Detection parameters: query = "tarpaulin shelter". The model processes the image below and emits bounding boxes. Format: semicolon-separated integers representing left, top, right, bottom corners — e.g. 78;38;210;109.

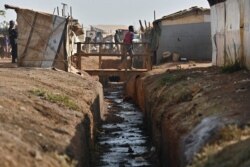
5;4;75;71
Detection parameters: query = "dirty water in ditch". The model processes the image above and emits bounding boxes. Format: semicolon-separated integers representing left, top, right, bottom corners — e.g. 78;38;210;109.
95;82;156;167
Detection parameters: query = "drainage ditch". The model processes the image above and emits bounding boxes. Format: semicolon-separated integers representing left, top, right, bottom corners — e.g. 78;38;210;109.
95;82;156;167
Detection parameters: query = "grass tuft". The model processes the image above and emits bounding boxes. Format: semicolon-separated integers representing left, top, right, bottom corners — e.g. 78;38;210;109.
30;89;79;111
221;62;242;73
160;73;186;86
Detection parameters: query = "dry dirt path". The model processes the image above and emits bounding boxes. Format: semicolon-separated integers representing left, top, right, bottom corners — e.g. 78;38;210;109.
0;67;103;167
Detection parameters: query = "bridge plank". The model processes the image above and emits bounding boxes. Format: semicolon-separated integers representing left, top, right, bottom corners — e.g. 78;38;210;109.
75;53;148;57
84;69;148;72
83;69;148;77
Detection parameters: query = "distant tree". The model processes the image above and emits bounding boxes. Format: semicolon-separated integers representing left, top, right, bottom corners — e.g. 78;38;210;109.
0;10;5;16
0;10;7;35
0;21;9;35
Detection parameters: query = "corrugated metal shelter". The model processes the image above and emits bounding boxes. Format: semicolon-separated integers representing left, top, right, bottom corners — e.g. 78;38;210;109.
155;6;212;63
209;0;250;69
5;4;71;71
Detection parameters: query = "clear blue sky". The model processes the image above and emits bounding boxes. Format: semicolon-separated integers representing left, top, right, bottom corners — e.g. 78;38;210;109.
0;0;209;28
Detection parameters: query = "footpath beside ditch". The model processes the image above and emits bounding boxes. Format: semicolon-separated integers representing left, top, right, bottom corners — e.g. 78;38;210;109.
126;65;250;167
0;68;104;167
1;64;250;167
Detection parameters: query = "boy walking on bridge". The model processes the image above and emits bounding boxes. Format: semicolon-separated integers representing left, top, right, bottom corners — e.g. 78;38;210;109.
119;25;134;69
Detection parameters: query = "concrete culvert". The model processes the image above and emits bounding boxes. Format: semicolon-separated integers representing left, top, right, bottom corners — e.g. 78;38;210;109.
109;75;120;82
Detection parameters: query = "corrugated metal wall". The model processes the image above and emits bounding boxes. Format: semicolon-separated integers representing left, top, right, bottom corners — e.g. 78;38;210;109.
243;0;250;68
211;0;250;69
210;2;225;65
157;22;212;63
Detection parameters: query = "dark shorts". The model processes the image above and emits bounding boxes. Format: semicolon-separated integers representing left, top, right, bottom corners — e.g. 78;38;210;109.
123;44;133;55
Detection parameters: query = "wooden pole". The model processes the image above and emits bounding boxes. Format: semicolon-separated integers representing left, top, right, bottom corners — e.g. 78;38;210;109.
76;42;82;70
70;6;72;18
76;42;81;53
139;20;144;32
99;43;102;69
144;20;148;30
77;54;82;70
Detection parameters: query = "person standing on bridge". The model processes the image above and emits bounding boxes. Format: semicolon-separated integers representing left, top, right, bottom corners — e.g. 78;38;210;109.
114;30;121;54
119;25;134;69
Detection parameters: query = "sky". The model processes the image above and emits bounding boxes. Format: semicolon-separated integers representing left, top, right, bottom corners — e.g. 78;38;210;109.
0;0;210;29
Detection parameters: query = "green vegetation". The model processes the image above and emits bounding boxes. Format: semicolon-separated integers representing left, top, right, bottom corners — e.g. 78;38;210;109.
221;62;242;73
30;89;79;110
160;73;186;86
0;10;5;16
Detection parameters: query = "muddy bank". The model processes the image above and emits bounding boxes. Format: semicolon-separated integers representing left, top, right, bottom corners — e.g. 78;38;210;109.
0;68;104;167
126;66;250;167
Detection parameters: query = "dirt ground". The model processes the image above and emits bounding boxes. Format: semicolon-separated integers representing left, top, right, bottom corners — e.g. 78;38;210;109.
126;61;250;167
1;55;250;167
0;59;103;167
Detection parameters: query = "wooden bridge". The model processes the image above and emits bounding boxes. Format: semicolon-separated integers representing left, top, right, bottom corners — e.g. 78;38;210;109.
73;42;151;81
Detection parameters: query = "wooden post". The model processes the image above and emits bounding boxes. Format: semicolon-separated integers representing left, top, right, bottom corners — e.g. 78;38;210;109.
145;43;152;70
147;53;152;70
77;54;82;70
99;43;102;69
143;52;146;69
154;10;156;21
143;43;148;69
75;43;82;70
76;42;81;53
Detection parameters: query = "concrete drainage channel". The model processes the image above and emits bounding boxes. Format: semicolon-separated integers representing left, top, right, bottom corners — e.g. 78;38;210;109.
95;82;156;167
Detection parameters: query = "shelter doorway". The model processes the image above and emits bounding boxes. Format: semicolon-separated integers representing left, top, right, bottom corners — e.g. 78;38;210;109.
0;30;16;68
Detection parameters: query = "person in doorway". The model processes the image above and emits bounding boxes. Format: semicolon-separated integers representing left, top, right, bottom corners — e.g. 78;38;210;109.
3;35;10;58
114;30;121;54
149;21;161;66
8;20;18;63
119;25;134;69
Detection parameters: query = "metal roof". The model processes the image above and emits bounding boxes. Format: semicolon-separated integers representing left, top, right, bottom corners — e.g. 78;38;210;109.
207;0;226;6
155;6;210;23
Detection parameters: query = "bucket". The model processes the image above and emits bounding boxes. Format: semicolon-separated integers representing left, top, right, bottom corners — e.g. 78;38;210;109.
172;53;180;62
